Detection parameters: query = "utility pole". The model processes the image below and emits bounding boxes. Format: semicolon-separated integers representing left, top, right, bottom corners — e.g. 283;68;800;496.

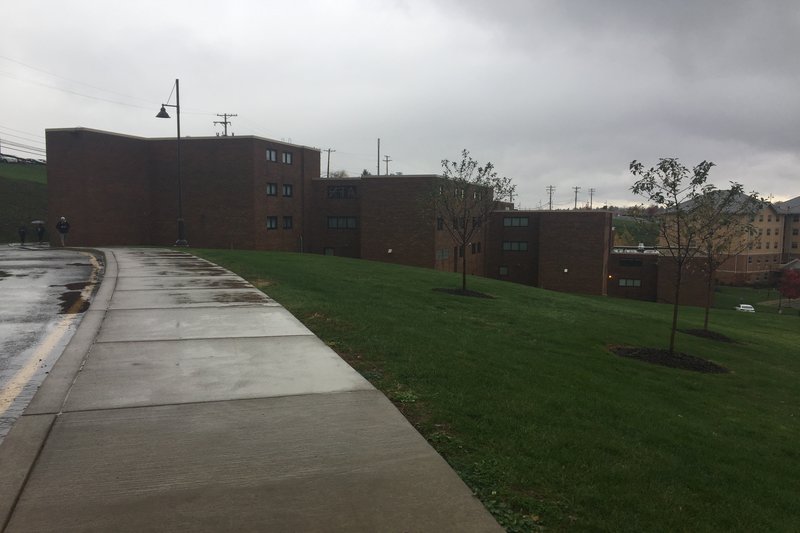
384;155;392;175
573;186;581;209
546;185;555;210
325;148;336;178
589;188;596;209
214;113;237;136
377;138;381;176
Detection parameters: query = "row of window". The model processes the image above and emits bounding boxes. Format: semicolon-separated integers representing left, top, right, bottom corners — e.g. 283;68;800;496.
503;216;529;227
328;185;357;199
266;216;293;230
502;241;528;252
328;216;358;229
267;183;293;197
266;149;293;164
618;279;642;287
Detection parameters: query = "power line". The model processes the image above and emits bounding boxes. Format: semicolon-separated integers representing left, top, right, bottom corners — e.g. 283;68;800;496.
213;113;238;136
325;148;336;178
573;186;581;209
546;185;555;210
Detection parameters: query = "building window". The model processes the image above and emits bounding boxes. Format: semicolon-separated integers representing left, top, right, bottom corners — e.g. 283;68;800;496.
266;216;278;230
283;184;293;197
748;256;752;263
759;215;764;222
618;279;642;287
793;229;799;236
327;216;358;229
435;248;449;260
324;247;335;256
471;242;482;254
502;241;528;251
503;216;529;227
768;215;772;222
266;149;277;162
775;228;779;236
766;242;770;249
282;152;293;164
792;242;798;249
283;216;293;229
794;215;799;222
436;217;444;230
499;266;509;276
266;183;277;196
327;185;357;199
472;216;482;228
766;228;771;236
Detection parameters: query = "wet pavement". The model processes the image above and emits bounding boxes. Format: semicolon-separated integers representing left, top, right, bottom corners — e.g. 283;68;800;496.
0;248;501;532
0;246;99;444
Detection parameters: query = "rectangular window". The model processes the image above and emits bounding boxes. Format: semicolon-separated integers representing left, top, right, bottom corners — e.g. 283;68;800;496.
794;229;799;236
618;279;642;287
435;249;449;260
792;242;798;249
766;228;771;235
283;184;293;197
768;215;772;222
327;216;358;229
283;216;293;229
471;242;482;254
766;242;770;249
775;229;779;235
472;216;482;228
266;183;277;196
436;217;444;230
748;256;752;263
503;217;529;227
794;215;799;222
459;246;464;258
502;241;528;251
759;215;764;222
266;216;278;230
266;149;277;162
282;152;293;164
499;266;509;276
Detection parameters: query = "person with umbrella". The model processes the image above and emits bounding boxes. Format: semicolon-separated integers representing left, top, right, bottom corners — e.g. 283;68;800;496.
31;220;45;245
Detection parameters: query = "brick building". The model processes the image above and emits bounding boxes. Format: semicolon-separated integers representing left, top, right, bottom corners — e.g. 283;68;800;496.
47;128;710;303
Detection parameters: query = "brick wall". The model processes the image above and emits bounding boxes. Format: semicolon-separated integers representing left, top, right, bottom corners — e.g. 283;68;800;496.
607;253;659;300
47;129;150;246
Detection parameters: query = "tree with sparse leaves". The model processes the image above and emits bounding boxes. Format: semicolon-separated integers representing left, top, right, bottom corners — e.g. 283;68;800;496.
778;270;800;311
432;150;515;292
690;185;762;330
630;158;715;354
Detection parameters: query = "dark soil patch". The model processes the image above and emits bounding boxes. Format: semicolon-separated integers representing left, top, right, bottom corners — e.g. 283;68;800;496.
433;287;494;299
681;329;735;343
609;345;729;374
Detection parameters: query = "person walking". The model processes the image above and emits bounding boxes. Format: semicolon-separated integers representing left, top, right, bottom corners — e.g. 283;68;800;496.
35;224;45;244
18;225;27;246
56;216;70;246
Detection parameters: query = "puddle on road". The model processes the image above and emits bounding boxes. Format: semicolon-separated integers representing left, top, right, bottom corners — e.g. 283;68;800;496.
0;270;8;278
58;290;91;314
65;281;89;291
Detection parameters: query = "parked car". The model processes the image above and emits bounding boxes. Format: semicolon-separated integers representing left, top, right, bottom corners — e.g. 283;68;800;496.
734;304;755;313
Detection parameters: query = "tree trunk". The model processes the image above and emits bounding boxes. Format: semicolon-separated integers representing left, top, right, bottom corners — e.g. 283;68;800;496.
461;245;467;291
703;271;713;331
669;266;682;355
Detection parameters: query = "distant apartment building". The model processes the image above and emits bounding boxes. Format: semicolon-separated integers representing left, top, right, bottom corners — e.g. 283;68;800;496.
775;195;800;263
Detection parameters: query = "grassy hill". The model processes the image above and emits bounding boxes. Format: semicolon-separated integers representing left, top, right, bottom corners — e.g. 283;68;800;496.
193;249;800;532
0;163;47;243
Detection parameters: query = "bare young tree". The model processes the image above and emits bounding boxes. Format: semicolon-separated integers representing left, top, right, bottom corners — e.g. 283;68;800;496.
691;185;762;331
433;149;515;292
630;158;714;354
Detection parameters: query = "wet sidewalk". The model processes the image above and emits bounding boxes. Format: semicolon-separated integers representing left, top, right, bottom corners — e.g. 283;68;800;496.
0;248;501;532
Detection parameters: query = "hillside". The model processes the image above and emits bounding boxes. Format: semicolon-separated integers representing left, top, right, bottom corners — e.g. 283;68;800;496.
193;249;800;532
0;163;47;243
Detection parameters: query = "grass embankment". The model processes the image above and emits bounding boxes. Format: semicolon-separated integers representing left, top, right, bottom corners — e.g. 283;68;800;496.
194;249;799;532
0;163;47;243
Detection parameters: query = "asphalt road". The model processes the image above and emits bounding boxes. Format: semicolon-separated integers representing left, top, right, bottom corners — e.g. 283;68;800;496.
0;245;100;444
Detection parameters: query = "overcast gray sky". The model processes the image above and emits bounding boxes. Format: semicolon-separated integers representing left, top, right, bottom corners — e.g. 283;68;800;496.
2;0;798;208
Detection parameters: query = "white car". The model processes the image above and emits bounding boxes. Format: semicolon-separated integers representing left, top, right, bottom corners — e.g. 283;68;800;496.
734;304;755;313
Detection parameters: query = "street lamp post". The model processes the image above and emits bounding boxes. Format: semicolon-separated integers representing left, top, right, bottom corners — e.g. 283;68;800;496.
156;78;188;246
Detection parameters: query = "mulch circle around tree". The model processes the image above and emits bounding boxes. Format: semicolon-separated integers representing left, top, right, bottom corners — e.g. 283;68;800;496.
609;345;729;374
432;288;494;299
680;329;735;343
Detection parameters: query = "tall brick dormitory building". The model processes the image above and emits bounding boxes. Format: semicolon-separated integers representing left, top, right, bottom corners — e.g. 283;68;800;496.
46;127;706;304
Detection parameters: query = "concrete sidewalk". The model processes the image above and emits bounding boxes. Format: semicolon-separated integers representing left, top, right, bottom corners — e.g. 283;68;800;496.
0;249;501;532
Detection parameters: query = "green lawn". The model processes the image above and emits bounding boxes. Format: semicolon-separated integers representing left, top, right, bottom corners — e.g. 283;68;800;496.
0;163;47;243
193;249;800;532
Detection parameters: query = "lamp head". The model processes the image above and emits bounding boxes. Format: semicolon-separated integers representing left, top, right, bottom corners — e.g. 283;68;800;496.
156;105;171;119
